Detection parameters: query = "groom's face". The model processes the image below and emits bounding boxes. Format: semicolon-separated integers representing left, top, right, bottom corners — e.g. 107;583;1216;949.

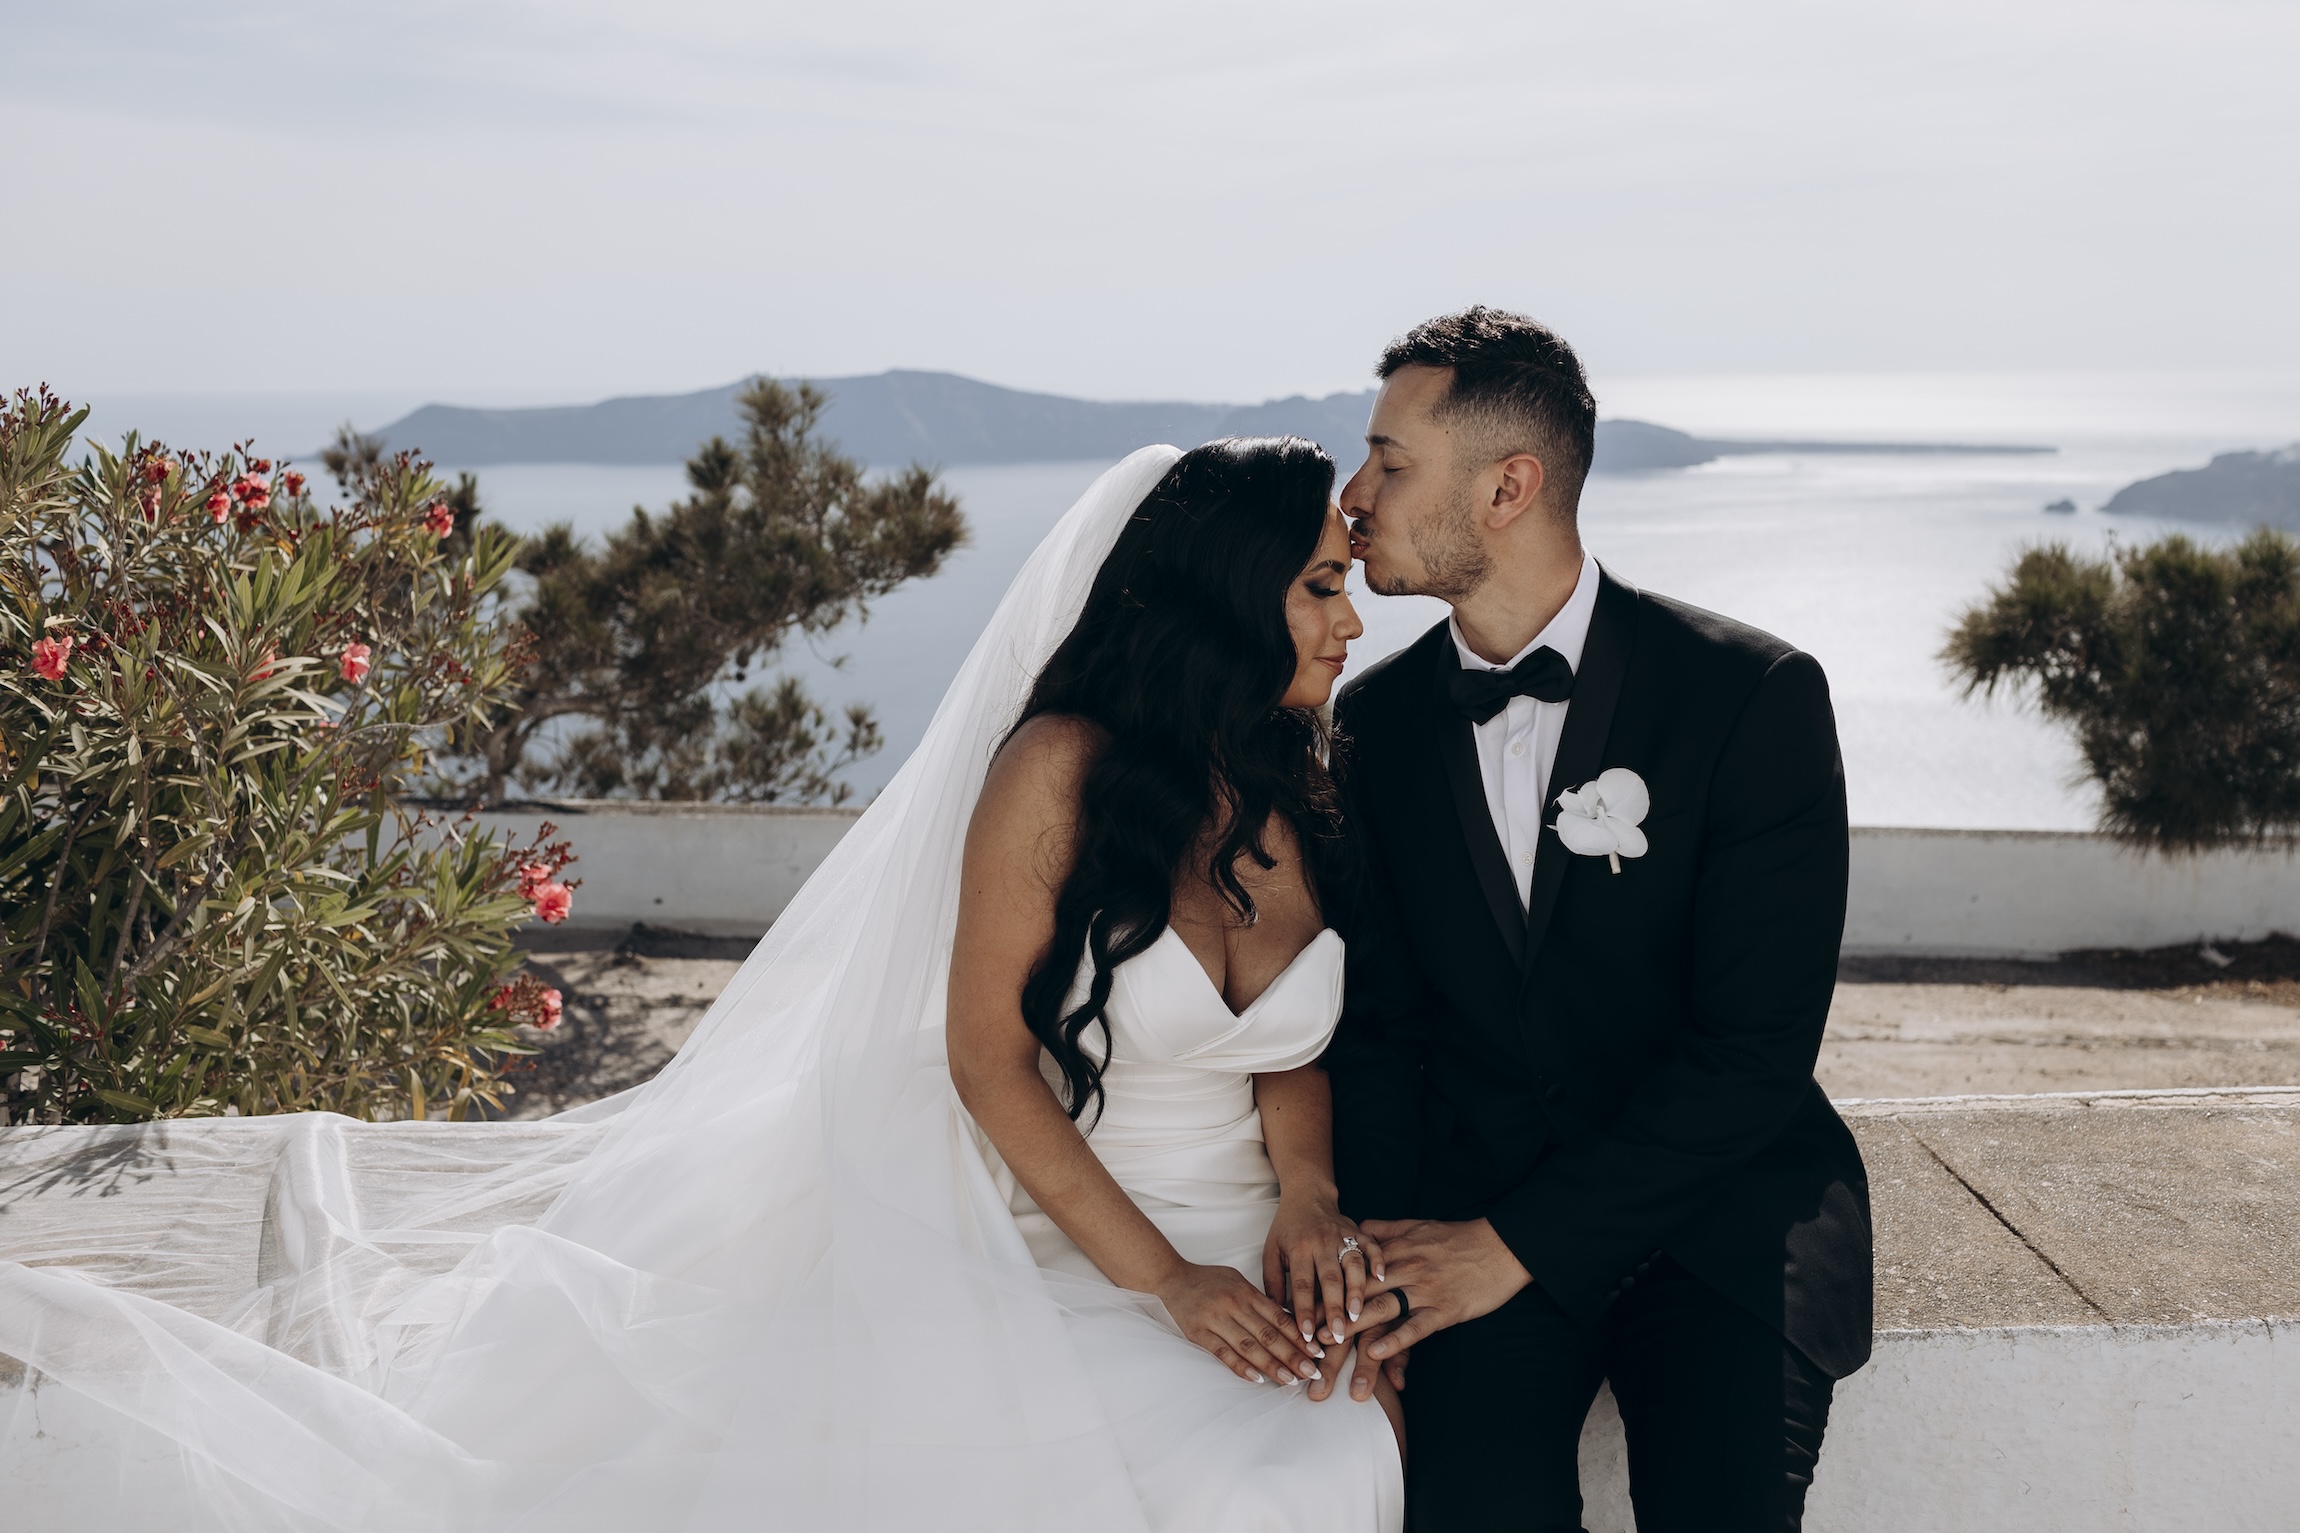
1339;365;1491;602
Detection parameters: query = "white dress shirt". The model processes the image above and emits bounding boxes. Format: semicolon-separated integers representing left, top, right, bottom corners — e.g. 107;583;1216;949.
1449;552;1602;906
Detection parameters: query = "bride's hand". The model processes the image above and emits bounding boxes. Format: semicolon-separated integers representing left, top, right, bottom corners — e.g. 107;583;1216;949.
1155;1261;1324;1386
1262;1194;1382;1355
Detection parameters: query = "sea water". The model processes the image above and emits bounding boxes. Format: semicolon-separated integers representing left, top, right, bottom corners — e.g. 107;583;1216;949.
743;448;2190;830
68;372;2300;829
754;372;2296;829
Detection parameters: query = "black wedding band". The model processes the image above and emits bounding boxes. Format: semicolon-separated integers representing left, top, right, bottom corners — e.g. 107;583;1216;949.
1392;1287;1411;1323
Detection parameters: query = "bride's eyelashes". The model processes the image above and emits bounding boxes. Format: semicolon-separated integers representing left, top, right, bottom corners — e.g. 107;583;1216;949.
1306;581;1344;599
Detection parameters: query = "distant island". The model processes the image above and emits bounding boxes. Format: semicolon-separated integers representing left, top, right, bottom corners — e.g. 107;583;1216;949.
367;370;2055;473
2104;445;2300;528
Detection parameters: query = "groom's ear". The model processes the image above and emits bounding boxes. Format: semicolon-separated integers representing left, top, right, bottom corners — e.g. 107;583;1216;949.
1483;451;1548;530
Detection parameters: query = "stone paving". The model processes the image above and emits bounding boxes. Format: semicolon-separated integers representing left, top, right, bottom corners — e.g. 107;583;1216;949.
498;928;2300;1116
495;926;751;1119
1821;972;2300;1098
1823;939;2300;1098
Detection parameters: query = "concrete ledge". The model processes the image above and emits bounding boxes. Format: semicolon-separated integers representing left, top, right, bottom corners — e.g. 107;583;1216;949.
6;1089;2296;1526
1581;1319;2299;1532
486;801;2300;957
1576;1088;2300;1530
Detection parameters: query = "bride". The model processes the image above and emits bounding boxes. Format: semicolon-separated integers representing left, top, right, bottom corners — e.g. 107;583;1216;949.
0;440;1402;1529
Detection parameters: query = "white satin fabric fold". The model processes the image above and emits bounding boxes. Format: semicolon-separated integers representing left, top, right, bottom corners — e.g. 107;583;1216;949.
0;446;1400;1532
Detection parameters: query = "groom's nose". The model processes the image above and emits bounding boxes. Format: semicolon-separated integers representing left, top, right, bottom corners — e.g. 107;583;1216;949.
1337;455;1379;519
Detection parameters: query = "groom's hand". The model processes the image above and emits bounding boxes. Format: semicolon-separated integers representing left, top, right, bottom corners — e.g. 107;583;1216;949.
1355;1217;1533;1361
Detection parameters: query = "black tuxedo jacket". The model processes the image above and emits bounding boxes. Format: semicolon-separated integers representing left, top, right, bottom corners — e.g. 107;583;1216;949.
1324;568;1873;1379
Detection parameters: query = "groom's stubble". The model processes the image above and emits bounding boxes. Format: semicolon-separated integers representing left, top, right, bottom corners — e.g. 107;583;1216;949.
1380;468;1492;603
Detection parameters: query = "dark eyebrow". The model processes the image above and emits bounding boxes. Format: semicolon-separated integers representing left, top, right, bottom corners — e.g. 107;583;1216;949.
1305;559;1349;577
1364;432;1399;448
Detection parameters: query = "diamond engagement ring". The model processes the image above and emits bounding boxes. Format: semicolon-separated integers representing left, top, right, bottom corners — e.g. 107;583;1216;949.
1339;1236;1362;1260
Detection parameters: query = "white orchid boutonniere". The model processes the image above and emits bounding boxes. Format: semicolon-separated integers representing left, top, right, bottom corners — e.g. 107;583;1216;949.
1552;767;1651;874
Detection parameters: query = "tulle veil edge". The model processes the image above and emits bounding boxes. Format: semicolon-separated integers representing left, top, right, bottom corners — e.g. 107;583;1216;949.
0;446;1189;1531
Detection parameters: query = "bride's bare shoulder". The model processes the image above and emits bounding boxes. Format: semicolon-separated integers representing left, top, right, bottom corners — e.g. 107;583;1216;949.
972;713;1107;836
989;713;1105;791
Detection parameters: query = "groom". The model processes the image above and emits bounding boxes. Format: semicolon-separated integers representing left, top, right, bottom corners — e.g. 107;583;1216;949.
1323;307;1871;1531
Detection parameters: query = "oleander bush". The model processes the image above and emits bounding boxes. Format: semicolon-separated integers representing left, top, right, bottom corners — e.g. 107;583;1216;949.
1944;529;2300;850
0;388;573;1125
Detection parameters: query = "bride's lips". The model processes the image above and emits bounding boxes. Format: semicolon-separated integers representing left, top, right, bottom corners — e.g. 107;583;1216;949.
1318;653;1346;675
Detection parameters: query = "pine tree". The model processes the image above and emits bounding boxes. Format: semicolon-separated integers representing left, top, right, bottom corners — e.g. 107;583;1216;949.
447;379;965;804
1944;530;2300;849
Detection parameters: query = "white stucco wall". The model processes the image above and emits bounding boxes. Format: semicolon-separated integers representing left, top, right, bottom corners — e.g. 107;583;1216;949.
496;803;2300;957
1576;1321;2299;1531
1847;828;2300;957
477;800;858;937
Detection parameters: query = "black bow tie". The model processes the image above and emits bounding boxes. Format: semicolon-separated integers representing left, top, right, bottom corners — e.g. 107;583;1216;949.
1447;645;1574;724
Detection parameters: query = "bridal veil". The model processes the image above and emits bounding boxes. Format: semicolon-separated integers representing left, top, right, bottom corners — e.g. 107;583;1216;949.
0;447;1195;1529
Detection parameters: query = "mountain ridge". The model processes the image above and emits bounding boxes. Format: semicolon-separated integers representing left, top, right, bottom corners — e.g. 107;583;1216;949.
368;369;2053;473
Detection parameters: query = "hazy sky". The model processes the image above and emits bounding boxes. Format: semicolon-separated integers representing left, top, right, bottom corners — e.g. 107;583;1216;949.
5;0;2296;404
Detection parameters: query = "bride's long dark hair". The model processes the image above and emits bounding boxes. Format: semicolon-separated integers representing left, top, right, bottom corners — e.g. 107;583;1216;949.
1012;436;1344;1124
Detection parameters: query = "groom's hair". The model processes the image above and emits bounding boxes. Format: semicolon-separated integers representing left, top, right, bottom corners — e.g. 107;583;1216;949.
1379;306;1598;513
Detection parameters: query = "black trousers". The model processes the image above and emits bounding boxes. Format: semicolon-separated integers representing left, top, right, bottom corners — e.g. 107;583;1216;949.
1402;1257;1835;1533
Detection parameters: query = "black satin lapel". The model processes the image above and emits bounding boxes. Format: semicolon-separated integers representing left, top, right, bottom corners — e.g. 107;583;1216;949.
1435;704;1527;970
1520;568;1638;978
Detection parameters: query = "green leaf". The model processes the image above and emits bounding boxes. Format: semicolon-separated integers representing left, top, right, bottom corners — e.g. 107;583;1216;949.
93;1088;158;1117
0;819;63;881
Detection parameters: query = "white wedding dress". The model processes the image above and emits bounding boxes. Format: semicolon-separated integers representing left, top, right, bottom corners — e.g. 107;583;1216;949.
0;446;1402;1532
989;924;1401;1531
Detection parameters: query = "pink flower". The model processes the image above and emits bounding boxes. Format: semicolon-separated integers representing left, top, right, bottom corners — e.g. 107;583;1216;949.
516;861;552;899
31;635;73;681
230;475;271;511
138;488;163;521
253;646;279;681
250;459;272;474
207;491;231;523
144;457;176;485
338;641;373;684
282;471;306;496
531;881;572;925
421;502;455;539
487;984;514;1012
535;988;564;1030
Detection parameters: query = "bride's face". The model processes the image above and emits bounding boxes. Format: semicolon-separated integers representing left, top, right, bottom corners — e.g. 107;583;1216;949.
1279;508;1364;709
